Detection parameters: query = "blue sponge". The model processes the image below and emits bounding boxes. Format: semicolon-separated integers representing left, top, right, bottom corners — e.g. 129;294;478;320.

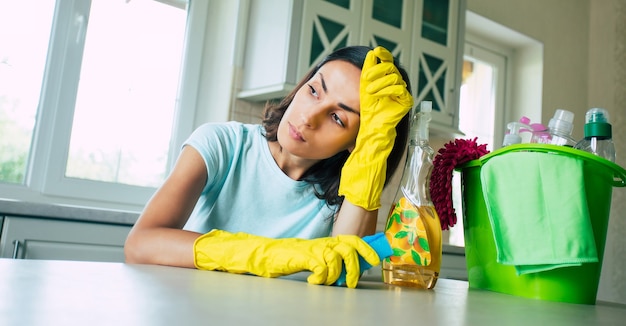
334;232;393;287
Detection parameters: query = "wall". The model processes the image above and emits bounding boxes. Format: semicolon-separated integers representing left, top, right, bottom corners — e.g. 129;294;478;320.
588;0;626;305
467;0;590;138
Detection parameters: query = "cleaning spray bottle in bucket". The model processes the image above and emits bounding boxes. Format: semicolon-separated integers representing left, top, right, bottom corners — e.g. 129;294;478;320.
382;101;442;289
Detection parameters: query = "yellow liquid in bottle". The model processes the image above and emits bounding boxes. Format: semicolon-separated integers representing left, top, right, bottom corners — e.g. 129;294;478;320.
382;197;442;289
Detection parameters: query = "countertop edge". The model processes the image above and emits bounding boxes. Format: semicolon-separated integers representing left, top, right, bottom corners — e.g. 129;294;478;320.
0;198;139;226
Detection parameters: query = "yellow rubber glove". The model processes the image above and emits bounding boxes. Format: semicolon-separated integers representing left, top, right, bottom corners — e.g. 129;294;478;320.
338;46;414;210
193;230;380;289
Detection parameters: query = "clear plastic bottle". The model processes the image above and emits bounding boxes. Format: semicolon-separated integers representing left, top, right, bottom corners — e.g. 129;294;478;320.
574;108;616;162
382;101;442;289
546;109;577;146
529;123;550;144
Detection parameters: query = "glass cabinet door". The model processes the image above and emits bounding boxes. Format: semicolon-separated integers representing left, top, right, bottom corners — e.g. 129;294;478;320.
361;0;465;131
412;0;466;130
300;0;362;74
359;0;414;67
421;0;450;46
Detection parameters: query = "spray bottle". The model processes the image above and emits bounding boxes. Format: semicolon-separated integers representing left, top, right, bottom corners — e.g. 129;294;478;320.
503;120;532;147
382;101;442;289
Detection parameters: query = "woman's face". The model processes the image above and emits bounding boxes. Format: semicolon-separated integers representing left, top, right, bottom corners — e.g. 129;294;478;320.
277;60;361;160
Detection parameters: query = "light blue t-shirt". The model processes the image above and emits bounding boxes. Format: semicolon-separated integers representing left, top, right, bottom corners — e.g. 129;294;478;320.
182;122;335;239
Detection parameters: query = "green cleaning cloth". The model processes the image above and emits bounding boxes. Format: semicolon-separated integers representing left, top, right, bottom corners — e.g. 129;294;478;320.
479;151;598;275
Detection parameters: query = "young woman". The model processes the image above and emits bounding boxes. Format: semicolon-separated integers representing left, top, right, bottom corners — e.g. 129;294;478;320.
124;46;413;288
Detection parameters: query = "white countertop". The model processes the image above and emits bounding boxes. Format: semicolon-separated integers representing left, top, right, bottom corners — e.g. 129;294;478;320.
1;258;625;325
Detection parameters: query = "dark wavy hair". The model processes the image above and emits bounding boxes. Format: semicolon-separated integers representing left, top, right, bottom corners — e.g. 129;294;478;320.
262;46;412;213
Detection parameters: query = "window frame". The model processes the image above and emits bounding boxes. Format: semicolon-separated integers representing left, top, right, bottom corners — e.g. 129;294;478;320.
461;33;509;151
0;0;208;210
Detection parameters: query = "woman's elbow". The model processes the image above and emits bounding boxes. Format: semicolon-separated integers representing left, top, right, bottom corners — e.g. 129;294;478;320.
123;230;144;264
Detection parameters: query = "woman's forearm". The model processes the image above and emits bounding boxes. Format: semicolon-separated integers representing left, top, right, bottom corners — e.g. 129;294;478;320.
124;227;201;268
332;200;378;237
124;146;208;268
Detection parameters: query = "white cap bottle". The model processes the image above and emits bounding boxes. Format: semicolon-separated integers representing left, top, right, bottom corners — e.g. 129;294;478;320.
547;109;576;147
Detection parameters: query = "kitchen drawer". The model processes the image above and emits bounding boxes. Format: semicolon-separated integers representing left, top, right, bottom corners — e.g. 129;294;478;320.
0;216;131;262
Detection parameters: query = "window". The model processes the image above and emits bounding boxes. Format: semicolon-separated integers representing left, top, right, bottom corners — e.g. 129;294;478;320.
446;38;507;247
65;0;186;188
458;40;507;152
0;1;55;184
444;11;543;248
0;0;205;208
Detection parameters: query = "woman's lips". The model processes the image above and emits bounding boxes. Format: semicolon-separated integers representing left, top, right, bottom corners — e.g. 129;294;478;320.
288;123;305;142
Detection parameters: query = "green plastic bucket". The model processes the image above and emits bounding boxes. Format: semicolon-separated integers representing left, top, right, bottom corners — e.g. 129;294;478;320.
458;144;626;304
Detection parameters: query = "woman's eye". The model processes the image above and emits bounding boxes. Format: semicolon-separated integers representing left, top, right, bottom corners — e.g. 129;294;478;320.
331;113;345;127
308;84;318;97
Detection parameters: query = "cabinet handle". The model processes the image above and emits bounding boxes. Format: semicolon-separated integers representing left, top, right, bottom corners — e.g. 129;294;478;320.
12;240;21;259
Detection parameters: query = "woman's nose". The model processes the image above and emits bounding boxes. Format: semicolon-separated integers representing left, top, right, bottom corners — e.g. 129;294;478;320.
300;105;325;128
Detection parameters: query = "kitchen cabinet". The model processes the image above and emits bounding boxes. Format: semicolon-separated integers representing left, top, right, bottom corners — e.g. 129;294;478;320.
0;216;130;262
238;0;466;132
237;0;362;101
412;0;466;130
